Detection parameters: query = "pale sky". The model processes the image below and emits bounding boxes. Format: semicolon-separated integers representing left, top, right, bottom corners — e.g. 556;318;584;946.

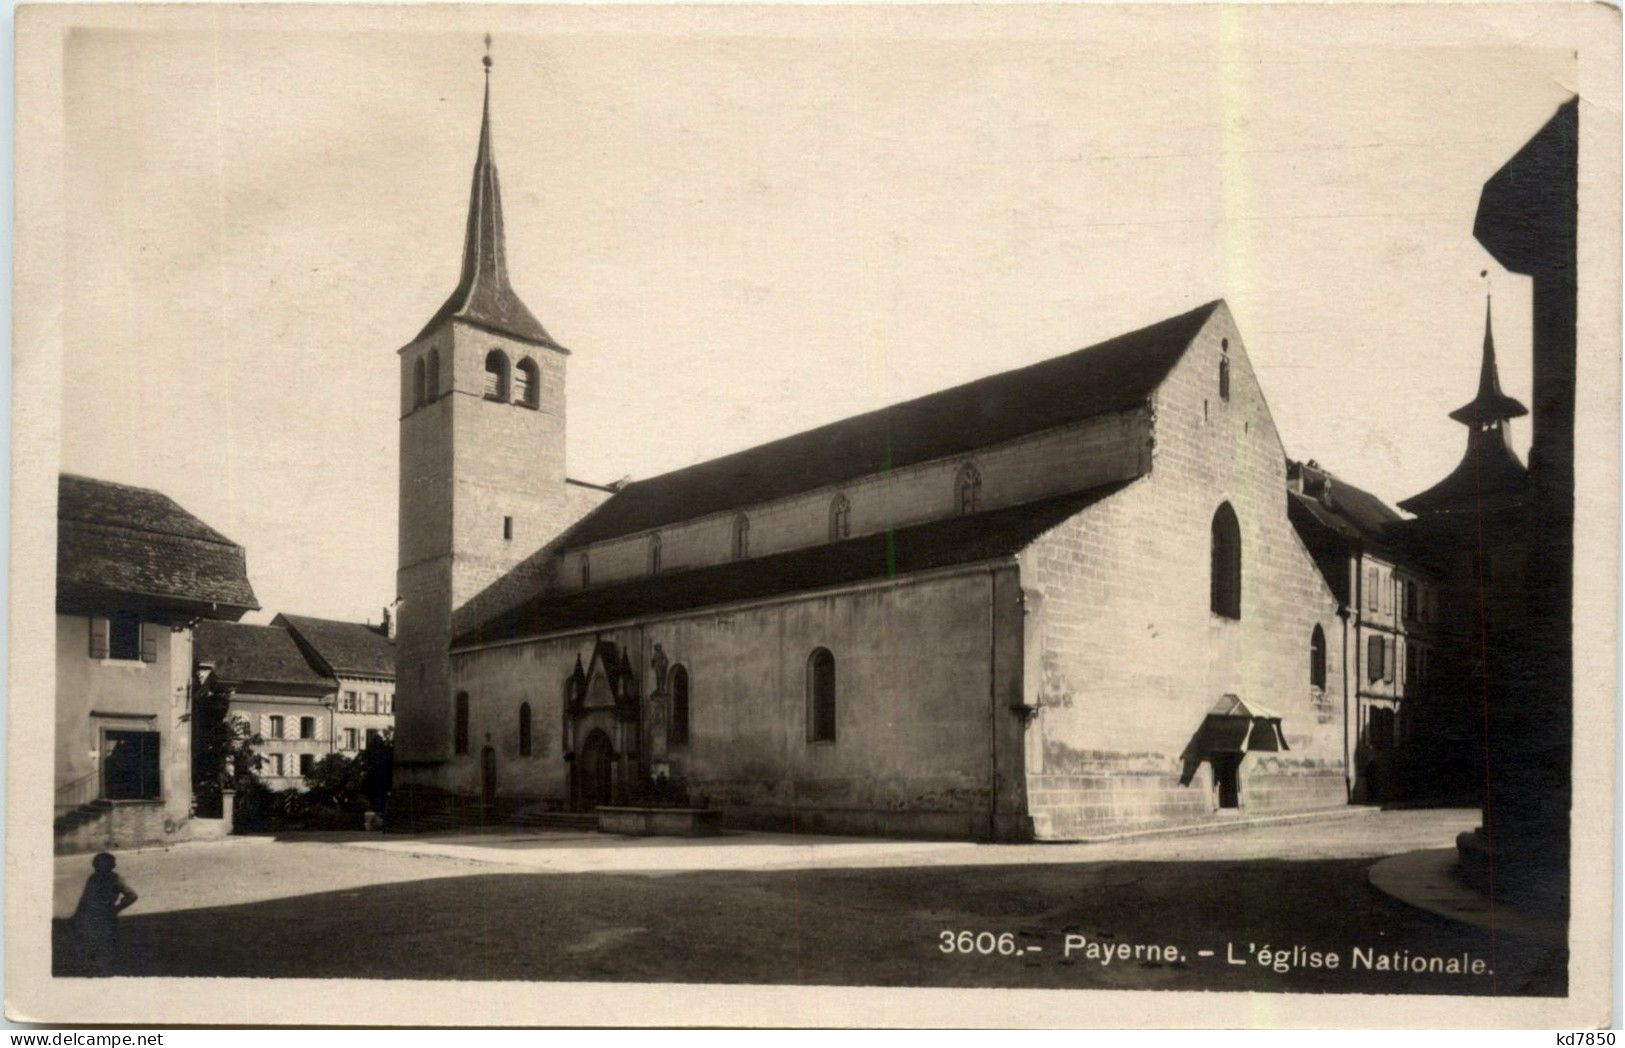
58;7;1580;624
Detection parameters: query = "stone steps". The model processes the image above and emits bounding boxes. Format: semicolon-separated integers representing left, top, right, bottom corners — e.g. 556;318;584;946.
53;799;113;836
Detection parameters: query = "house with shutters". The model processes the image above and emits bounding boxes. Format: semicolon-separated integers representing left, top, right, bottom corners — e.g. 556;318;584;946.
193;621;337;788
274;612;396;756
55;474;258;853
1286;459;1439;805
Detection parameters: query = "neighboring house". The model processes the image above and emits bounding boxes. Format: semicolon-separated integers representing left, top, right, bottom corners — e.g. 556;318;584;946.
274;612;396;755
388;74;1353;840
193;622;336;788
55;474;258;853
1286;460;1439;804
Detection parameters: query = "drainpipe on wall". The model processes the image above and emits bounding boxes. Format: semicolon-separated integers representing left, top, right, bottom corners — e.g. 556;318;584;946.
1346;551;1363;802
988;568;998;842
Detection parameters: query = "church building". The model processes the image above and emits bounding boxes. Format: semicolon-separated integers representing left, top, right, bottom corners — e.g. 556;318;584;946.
390;66;1357;840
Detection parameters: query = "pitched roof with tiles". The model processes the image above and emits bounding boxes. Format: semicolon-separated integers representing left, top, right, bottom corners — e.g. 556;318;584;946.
275;613;395;681
194;620;334;690
457;482;1130;648
57;474;259;616
556;300;1220;550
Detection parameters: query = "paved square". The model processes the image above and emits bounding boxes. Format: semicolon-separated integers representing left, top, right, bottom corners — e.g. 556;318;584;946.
52;809;1565;995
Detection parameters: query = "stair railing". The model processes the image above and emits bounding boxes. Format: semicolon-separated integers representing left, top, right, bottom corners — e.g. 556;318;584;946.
54;770;101;815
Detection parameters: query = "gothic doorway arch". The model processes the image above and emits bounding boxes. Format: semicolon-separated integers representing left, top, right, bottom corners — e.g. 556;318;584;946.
575;730;614;811
480;746;497;809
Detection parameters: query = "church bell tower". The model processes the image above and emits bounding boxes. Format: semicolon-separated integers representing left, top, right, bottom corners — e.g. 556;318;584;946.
395;47;572;764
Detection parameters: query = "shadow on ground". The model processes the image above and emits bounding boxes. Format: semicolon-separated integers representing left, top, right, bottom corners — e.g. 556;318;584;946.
53;857;1565;995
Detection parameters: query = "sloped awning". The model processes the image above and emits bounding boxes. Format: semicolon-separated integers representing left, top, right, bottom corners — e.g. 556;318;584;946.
1197;695;1290;753
1178;695;1290;787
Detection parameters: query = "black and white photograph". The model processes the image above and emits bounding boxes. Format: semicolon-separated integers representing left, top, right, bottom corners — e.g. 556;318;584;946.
7;2;1619;1029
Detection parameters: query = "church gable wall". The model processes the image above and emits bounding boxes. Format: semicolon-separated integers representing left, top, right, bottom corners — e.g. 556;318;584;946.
446;565;1030;839
1015;305;1347;838
562;408;1152;589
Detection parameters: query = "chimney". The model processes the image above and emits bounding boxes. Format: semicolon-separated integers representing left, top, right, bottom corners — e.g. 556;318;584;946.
382;605;396;640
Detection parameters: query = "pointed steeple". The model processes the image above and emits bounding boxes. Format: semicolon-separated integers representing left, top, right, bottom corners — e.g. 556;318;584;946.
413;43;564;351
1398;293;1529;515
1447;295;1527;426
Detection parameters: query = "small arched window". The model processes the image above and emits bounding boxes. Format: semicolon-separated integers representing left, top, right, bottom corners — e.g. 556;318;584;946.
579;553;590;588
426;349;440;402
807;647;836;743
514;358;540;409
1210;502;1242;619
1310;625;1327;690
649;532;663;575
732;515;750;560
484;349;510;401
412;358;426;408
518;702;532;757
955;463;982;516
1219;341;1231;401
829;494;851;542
454;692;470;755
670;665;690;746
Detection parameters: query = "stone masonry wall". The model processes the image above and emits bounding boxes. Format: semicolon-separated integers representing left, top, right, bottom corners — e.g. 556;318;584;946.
447;565;1031;840
1015;304;1347;838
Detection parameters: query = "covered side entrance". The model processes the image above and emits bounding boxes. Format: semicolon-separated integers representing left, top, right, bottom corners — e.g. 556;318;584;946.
1179;695;1290;810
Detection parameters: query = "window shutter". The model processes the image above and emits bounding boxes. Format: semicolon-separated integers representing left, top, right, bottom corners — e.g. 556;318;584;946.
139;623;159;663
1384;639;1395;684
88;618;109;659
1367;635;1382;682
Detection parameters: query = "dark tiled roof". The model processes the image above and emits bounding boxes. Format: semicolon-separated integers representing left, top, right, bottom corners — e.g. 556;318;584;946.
413;84;562;351
457;483;1131;647
1285;462;1403;548
1398;437;1530;516
57;474;259;614
1288;490;1363;545
557;301;1221;549
194;621;333;690
275;613;395;680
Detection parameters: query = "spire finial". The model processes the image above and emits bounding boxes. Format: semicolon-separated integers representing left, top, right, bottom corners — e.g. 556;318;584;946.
483;33;493;72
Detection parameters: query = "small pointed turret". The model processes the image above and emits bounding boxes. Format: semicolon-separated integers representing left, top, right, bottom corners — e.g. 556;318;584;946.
1447;296;1528;427
413;44;564;351
1398;293;1529;515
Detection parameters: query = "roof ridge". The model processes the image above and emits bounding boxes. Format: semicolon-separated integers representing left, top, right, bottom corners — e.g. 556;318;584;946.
549;298;1221;551
616;299;1222;496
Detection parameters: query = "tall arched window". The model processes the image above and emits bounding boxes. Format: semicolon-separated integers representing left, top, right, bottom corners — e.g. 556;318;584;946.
518;702;533;757
807;647;836;743
579;553;590;588
732;515;750;560
514;358;540;409
649;532;663;575
426;349;440;401
412;358;426;408
670;665;690;746
829;493;851;541
1219;340;1231;401
1210;502;1242;619
484;349;510;401
1310;625;1327;690
454;692;470;755
955;463;982;515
